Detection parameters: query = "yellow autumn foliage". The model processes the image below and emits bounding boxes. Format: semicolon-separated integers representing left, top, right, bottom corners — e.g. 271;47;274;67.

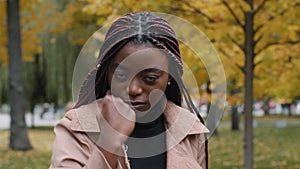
0;0;57;64
1;0;299;103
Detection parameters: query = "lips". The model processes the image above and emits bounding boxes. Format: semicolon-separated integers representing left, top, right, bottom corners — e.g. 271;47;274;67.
125;101;147;110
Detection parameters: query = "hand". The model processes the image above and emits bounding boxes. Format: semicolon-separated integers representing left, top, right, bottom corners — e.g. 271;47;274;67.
96;95;136;154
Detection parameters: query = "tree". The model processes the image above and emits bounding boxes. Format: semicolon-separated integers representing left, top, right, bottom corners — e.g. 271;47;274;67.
1;0;82;109
7;0;32;150
1;0;49;108
178;1;300;168
254;43;300;103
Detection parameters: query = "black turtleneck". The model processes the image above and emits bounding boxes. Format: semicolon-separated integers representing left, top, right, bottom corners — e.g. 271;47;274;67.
125;113;166;169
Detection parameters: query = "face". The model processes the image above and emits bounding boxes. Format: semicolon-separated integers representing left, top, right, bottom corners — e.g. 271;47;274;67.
108;42;170;118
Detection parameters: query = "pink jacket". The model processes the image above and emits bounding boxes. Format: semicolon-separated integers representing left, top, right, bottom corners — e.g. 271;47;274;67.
50;100;209;169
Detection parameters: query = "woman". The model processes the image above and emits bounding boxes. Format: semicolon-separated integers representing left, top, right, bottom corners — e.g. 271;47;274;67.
50;12;209;169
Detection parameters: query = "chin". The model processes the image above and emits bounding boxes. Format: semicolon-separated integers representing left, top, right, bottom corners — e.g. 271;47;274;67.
134;105;163;122
133;107;150;115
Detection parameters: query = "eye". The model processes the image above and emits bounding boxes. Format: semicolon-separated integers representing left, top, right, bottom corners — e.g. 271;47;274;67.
114;71;128;82
143;75;159;84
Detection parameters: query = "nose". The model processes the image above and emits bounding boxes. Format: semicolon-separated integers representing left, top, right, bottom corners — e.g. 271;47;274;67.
127;77;143;97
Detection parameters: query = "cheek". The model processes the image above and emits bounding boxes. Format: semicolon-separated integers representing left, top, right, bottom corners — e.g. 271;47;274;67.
148;77;169;101
110;82;127;97
149;89;165;101
108;72;124;96
161;74;169;91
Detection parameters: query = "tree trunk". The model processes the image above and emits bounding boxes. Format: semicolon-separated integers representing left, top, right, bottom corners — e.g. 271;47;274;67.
7;0;32;150
231;105;239;131
243;0;254;168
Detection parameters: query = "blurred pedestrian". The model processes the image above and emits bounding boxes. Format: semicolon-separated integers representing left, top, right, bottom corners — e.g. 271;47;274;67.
40;103;49;119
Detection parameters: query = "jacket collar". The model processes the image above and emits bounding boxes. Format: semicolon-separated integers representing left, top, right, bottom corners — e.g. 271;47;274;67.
66;100;209;142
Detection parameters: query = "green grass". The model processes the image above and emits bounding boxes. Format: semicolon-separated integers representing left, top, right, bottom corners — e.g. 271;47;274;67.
210;116;300;169
0;127;54;169
0;117;299;169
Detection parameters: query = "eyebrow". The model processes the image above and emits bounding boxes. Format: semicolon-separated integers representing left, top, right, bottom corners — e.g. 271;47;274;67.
111;63;129;71
140;67;163;73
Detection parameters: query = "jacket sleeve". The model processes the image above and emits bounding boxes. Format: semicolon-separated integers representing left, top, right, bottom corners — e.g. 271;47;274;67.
197;136;208;169
49;116;118;169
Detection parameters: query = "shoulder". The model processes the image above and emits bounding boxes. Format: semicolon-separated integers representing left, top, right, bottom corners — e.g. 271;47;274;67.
56;100;102;133
164;101;209;135
164;100;209;154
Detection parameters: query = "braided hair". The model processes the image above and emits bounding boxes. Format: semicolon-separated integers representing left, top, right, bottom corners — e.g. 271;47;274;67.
74;12;208;168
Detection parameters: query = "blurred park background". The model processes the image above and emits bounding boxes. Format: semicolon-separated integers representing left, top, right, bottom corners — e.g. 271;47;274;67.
1;0;300;168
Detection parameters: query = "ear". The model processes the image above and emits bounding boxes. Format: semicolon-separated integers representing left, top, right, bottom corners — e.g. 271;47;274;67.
168;75;172;82
167;76;172;86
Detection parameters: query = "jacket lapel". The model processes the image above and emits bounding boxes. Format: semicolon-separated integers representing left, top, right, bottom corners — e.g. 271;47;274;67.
67;100;209;169
67;100;101;133
164;101;209;169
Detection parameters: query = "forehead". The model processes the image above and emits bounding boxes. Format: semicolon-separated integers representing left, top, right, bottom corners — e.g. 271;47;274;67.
112;43;169;72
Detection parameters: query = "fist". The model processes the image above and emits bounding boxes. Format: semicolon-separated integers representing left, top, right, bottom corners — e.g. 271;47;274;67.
96;95;136;153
